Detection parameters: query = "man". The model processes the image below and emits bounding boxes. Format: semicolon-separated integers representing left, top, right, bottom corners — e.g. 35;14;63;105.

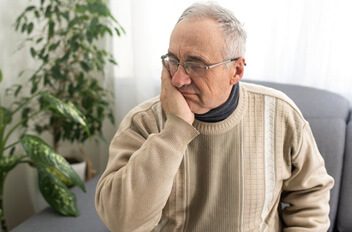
95;2;334;231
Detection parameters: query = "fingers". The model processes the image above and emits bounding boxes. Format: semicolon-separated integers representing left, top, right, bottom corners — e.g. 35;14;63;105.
160;67;195;125
161;67;177;96
161;66;170;79
160;67;174;115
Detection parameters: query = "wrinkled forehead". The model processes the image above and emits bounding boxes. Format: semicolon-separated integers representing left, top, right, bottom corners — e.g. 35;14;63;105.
169;18;225;63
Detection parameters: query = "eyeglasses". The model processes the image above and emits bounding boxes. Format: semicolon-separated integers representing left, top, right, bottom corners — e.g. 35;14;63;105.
161;54;240;78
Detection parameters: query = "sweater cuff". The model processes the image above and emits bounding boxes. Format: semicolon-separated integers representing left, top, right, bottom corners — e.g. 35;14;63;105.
159;113;199;152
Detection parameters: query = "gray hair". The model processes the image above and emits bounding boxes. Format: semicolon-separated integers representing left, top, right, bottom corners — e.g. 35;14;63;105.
177;2;247;59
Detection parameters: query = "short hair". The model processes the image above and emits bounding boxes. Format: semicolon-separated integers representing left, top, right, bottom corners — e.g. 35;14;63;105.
177;2;247;59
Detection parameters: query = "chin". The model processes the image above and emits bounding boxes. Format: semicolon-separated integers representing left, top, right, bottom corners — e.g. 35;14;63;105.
188;102;210;115
185;97;211;114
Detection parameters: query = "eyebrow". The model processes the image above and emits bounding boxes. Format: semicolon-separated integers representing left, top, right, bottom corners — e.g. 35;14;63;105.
167;51;209;64
187;55;207;64
167;51;178;60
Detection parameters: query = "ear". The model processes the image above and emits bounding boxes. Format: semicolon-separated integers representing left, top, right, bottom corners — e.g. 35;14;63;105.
230;57;245;85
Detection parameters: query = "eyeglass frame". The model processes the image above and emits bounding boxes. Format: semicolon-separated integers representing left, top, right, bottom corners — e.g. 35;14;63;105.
161;54;243;78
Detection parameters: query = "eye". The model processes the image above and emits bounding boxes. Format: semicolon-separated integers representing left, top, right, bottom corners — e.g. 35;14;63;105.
168;58;179;66
185;62;205;71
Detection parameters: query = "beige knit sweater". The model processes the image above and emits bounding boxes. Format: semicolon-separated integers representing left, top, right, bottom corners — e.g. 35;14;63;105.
95;82;334;232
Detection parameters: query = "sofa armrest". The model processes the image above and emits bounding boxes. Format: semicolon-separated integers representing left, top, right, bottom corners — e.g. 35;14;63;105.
336;117;352;231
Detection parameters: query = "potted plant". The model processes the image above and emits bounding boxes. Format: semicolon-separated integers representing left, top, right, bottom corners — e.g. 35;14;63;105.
0;68;89;232
13;0;124;176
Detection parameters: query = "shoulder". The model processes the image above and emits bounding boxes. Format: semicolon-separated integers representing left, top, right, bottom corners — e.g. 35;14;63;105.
240;82;311;162
117;96;165;135
126;96;162;120
240;82;308;143
241;82;297;106
240;82;304;119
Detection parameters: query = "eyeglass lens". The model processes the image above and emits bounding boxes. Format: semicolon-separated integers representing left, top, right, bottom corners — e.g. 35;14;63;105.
163;57;205;77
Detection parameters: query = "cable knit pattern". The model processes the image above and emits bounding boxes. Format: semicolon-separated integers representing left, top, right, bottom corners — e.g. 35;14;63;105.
260;96;276;231
242;93;265;231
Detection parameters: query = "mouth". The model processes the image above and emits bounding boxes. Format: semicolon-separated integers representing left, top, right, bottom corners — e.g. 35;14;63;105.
178;89;196;96
180;92;197;100
180;91;195;96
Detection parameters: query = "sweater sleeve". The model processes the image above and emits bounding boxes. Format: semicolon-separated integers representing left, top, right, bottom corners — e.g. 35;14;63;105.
95;113;199;232
281;122;334;232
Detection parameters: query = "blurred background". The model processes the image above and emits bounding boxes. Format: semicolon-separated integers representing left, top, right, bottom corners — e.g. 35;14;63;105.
111;0;352;104
1;0;352;229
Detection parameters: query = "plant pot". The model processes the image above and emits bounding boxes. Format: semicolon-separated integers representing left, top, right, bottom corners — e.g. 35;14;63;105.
70;159;87;182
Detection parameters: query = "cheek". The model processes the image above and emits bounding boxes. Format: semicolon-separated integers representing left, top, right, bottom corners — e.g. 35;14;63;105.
198;76;232;106
187;81;229;114
198;79;222;100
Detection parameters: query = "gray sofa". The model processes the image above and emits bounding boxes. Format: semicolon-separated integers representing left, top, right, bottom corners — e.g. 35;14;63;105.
12;81;352;232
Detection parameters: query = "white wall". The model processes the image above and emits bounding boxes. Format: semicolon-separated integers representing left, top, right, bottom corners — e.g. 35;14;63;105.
111;0;352;107
0;0;37;229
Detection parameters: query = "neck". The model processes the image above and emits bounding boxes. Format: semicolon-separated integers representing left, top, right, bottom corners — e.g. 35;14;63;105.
195;83;240;123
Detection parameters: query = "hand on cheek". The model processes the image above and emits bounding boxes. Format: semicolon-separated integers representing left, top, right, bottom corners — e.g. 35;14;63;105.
160;67;195;125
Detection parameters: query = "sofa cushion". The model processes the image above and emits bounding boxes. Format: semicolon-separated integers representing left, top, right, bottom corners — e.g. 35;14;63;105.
11;174;108;232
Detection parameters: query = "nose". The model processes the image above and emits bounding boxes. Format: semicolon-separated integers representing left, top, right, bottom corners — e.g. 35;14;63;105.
171;65;192;88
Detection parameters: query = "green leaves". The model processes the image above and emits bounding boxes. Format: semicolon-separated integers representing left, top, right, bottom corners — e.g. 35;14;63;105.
45;5;52;18
21;23;27;33
25;6;36;12
79;61;91;72
48;41;60;51
37;166;79;216
12;0;121;146
40;91;89;134
14;85;22;97
48;20;55;39
0;155;26;173
9;0;123;139
21;135;86;216
0;107;12;126
27;22;34;34
21;135;85;191
87;0;110;16
30;47;36;58
0;68;2;83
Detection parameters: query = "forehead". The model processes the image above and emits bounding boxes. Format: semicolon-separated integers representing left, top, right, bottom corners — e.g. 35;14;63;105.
169;18;225;63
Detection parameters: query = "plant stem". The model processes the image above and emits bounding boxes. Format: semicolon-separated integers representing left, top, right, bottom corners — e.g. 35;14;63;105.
2;109;44;150
11;92;40;117
0;172;8;232
52;117;62;152
0;128;5;159
3;141;21;151
0;93;41;157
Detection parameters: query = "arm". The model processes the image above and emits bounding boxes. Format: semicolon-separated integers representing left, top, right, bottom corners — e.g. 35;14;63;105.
281;122;334;231
95;68;197;232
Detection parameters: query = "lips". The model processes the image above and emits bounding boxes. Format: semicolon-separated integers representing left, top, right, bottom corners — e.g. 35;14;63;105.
179;90;195;95
178;87;197;95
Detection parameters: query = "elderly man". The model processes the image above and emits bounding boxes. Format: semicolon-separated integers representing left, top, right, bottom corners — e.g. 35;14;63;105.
95;2;334;231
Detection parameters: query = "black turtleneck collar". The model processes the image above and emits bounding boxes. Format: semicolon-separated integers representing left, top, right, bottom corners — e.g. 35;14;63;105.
195;83;240;123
